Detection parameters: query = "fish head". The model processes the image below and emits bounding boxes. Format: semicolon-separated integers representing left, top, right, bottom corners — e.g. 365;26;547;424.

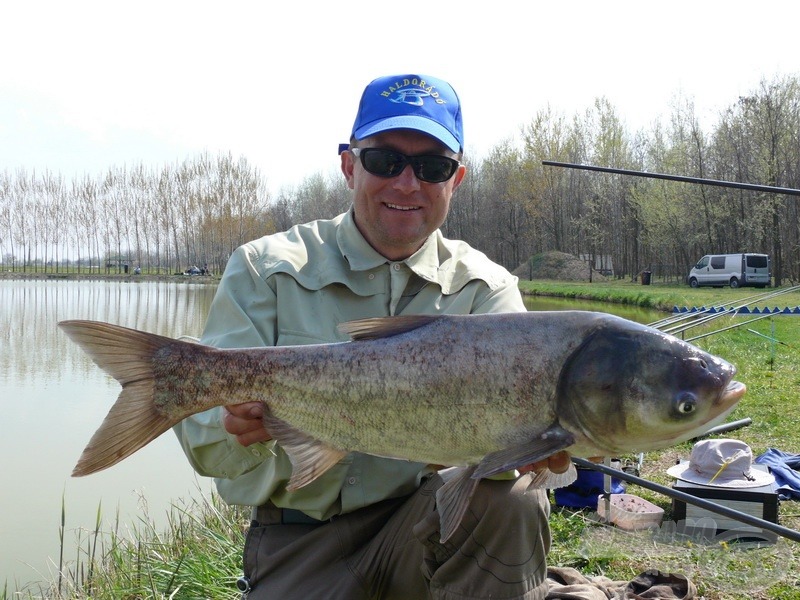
558;315;746;455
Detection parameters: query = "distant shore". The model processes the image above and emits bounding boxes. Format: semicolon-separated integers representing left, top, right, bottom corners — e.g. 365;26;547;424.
0;272;219;283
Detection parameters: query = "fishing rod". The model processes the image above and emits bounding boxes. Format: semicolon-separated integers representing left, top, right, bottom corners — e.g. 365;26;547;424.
684;313;774;342
572;457;800;544
647;286;799;330
667;286;800;338
542;161;800;197
650;285;800;339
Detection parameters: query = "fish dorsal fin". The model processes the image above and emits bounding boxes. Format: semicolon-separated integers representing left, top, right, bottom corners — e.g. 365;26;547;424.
263;411;348;491
435;466;480;543
472;424;575;480
338;315;442;341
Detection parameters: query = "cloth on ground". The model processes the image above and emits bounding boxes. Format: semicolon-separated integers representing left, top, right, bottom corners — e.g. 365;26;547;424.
546;566;696;599
755;448;800;500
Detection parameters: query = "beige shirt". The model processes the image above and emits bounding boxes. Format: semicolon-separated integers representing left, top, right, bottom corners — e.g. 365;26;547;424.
173;209;526;519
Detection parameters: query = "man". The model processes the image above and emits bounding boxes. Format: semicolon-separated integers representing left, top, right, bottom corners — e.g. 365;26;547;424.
174;73;568;599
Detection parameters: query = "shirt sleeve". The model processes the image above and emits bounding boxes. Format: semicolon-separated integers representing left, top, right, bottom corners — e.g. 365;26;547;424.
471;274;527;315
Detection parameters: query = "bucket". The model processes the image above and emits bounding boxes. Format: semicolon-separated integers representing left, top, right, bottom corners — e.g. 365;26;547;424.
554;467;624;509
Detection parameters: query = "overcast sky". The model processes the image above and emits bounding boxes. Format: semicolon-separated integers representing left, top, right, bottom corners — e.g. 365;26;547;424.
3;1;799;194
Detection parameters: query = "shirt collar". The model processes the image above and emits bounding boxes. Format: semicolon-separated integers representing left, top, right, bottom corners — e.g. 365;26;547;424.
338;209;391;271
337;208;493;294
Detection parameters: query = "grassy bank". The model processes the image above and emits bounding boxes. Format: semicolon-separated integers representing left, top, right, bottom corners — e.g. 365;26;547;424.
524;280;800;598
9;281;800;599
519;279;800;313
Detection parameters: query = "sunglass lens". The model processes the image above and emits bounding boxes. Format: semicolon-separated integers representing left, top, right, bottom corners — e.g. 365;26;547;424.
362;149;406;178
358;149;458;183
413;156;457;183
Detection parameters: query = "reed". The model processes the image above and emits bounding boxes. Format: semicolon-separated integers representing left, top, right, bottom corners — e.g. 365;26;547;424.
9;491;247;599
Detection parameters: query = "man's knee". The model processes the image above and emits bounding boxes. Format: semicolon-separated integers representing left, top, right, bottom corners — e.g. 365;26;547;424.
419;475;552;599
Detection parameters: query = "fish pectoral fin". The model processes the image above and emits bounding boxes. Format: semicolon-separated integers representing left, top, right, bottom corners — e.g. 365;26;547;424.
435;466;480;543
263;413;348;491
472;425;575;480
525;462;578;490
338;315;441;341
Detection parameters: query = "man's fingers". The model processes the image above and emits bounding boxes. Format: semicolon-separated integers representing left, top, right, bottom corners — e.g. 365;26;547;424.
517;451;572;475
223;403;270;446
547;451;572;474
225;402;263;420
234;427;272;447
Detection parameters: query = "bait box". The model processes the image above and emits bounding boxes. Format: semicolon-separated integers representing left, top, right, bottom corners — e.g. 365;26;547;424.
597;493;664;530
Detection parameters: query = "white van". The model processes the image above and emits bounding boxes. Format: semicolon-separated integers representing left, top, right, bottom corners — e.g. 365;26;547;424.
687;253;771;288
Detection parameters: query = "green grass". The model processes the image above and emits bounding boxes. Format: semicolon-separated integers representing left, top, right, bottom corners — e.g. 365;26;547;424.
8;280;800;599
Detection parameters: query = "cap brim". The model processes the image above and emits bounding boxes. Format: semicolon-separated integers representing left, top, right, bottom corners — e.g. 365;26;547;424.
354;115;461;153
666;463;775;488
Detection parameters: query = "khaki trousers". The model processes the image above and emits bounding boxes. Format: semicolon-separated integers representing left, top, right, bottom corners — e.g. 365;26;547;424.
241;473;550;599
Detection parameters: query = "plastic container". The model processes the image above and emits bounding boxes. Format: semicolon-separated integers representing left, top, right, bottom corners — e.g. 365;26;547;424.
553;467;624;509
597;494;664;531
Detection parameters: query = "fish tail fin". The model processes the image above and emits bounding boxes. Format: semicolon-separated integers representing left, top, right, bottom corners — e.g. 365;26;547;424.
58;320;181;477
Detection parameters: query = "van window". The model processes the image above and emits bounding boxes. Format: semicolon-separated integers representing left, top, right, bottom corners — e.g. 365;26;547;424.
710;256;727;269
746;255;768;268
695;257;709;269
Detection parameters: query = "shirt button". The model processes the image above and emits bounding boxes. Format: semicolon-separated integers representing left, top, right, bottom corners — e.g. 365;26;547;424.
250;448;261;456
368;273;375;280
348;477;357;485
393;263;401;271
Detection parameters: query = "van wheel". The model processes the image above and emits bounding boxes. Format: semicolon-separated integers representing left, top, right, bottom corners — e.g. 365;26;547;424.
729;277;740;288
689;277;699;288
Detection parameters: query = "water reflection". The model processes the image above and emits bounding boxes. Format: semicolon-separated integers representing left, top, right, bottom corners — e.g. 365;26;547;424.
0;280;215;380
523;295;665;324
0;280;217;592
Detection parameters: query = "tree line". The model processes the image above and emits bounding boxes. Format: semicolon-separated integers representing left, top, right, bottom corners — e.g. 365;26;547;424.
2;75;799;284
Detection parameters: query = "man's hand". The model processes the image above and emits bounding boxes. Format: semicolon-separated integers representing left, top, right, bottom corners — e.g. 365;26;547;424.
518;451;572;475
223;402;271;447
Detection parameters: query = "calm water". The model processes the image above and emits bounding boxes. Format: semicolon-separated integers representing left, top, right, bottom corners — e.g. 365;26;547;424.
523;296;665;324
1;280;218;592
0;280;664;591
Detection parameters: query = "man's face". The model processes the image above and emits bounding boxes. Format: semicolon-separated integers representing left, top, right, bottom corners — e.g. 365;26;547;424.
341;129;467;261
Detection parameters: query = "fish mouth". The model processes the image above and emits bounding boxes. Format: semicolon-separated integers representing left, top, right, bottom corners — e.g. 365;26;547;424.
717;380;747;407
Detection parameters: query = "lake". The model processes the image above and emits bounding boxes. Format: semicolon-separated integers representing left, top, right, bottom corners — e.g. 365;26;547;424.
0;279;664;593
1;279;219;593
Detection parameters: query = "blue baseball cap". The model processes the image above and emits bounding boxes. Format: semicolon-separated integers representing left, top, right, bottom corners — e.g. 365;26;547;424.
349;74;464;153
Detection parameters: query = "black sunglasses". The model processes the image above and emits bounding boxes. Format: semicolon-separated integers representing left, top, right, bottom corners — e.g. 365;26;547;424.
351;148;460;184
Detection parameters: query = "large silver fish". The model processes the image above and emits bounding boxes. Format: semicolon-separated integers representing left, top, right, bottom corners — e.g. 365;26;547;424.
59;311;745;541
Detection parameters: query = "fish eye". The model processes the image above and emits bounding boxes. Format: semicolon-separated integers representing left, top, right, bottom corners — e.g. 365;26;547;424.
674;394;697;415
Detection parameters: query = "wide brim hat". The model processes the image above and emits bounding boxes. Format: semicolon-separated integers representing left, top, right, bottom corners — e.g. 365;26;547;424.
667;438;774;488
350;74;464;153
